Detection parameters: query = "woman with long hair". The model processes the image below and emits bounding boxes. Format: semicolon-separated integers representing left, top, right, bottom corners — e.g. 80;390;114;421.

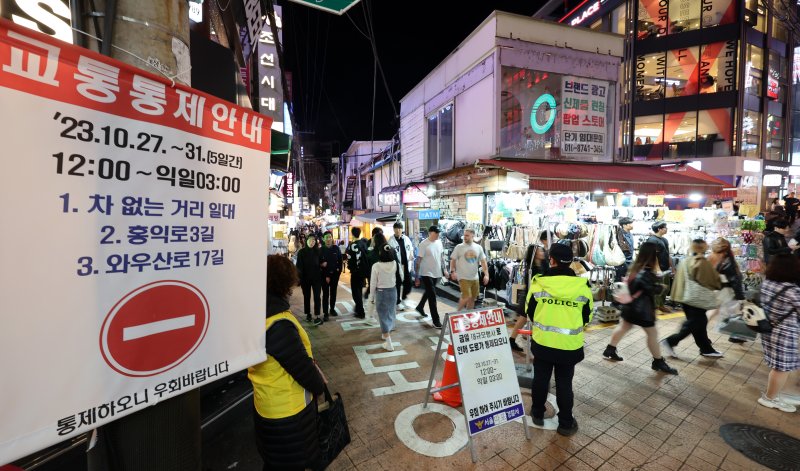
708;238;749;343
602;242;678;374
370;244;403;351
249;255;326;470
757;254;800;412
509;243;548;352
663;239;723;359
296;235;323;326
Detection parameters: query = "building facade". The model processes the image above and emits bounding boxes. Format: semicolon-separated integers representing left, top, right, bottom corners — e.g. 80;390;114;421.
539;0;800;206
398;11;624;220
332;140;392;221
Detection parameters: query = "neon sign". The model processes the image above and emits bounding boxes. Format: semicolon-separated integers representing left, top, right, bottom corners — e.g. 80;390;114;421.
570;1;601;26
530;94;557;134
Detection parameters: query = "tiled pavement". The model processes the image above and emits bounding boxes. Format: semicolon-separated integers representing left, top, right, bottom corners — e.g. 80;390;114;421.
236;273;800;471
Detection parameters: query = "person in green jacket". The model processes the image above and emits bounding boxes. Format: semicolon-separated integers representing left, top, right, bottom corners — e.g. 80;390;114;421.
525;243;593;437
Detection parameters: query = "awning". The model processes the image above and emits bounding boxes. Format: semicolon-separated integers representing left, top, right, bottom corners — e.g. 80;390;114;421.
270;129;292;172
479;159;725;195
662;166;737;199
379;184;406;194
353;212;398;224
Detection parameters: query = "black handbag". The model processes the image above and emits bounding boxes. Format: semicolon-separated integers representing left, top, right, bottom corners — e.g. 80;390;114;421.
317;385;351;467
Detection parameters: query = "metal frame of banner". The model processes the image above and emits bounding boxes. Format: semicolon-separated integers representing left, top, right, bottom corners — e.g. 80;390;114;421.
423;310;531;463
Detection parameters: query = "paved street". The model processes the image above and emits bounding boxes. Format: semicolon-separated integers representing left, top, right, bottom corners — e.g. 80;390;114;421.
205;272;800;471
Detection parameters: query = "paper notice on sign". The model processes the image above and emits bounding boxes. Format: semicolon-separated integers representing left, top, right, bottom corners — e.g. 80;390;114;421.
449;308;525;436
466;211;482;223
647;195;664;206
0;19;271;464
561;75;608;158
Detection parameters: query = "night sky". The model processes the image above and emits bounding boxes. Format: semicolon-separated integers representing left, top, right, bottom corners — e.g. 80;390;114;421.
281;0;558;145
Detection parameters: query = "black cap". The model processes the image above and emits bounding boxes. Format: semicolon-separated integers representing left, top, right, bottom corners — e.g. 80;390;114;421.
428;225;441;233
619;217;634;226
549;243;573;265
652;221;667;231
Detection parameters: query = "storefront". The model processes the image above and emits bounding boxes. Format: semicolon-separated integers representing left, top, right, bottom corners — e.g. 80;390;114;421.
761;160;791;209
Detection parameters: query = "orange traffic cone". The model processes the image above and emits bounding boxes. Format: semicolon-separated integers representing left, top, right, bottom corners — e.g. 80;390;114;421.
432;344;462;407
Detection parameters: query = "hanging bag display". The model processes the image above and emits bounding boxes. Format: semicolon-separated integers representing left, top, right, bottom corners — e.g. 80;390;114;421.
317;385;352;467
603;226;626;267
590;226;606;266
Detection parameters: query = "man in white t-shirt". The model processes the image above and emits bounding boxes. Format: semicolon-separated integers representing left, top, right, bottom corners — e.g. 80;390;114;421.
414;226;448;328
449;228;489;310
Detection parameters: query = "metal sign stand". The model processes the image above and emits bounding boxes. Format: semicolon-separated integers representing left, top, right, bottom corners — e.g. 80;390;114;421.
423;311;531;463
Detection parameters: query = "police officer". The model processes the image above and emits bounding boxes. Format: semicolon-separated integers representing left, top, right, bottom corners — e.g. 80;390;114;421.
525;243;593;437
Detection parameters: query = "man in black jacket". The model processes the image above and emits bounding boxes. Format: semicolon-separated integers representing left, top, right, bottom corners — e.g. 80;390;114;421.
647;222;674;313
346;227;369;318
320;231;343;321
764;219;791;264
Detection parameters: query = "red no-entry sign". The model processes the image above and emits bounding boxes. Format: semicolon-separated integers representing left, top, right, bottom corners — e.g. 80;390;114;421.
100;281;210;377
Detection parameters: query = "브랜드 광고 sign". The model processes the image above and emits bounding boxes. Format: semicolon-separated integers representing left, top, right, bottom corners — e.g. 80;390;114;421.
0;18;271;464
560;75;608;158
449;308;525;436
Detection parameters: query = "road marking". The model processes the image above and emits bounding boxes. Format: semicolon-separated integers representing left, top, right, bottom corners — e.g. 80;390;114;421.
353;342;419;374
122;314;196;341
373;371;429;397
395;403;468;458
341;319;380;331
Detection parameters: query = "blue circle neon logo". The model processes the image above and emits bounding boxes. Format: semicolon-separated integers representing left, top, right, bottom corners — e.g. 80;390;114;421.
530;94;557;134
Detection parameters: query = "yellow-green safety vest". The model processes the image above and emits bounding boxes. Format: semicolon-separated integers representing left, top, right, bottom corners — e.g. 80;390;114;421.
525;274;593;351
248;311;314;419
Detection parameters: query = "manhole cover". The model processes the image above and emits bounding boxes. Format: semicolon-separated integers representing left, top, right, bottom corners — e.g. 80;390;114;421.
720;423;800;471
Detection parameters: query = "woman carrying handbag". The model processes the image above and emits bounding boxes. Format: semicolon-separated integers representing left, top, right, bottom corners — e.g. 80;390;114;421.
662;239;723;359
708;238;750;344
603;242;678;374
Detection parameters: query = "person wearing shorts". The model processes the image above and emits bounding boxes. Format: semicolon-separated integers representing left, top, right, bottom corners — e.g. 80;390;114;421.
449;228;489;310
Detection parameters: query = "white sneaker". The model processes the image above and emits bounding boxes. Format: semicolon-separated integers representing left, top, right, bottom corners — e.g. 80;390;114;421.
781;394;800;406
758;395;797;413
382;340;394;352
700;350;724;358
660;339;678;359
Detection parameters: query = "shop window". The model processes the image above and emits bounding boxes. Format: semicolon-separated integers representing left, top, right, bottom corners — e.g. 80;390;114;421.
612;5;627;34
697;108;732;157
635;52;666;100
741;110;762;158
767;114;784;160
701;0;736;28
771;1;789;43
668;0;700;34
590;19;603;30
664;111;697;158
666;47;699;96
745;44;763;97
700;41;738;93
745;0;766;33
637;0;668;39
425;104;454;173
768;52;787;103
633;114;664;159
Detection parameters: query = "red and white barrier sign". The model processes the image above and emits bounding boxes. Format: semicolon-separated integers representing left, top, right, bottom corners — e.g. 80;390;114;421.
0;18;271;464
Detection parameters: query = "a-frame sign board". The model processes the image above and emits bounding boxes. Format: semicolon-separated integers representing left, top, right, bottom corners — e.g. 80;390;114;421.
424;308;531;462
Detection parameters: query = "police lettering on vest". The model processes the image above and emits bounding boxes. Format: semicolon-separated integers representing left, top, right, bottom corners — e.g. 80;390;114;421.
539;298;581;308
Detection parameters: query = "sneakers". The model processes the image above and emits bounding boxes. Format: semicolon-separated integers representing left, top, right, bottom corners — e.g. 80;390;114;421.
728;337;747;344
305;314;312;323
781;394;800;406
660;339;678;359
415;306;428;318
557;418;579;437
531;416;544;427
382;340;395;352
509;338;524;352
602;346;623;362
758;394;797;413
323;314;330;322
432;318;442;329
313;317;323;327
330;308;339;317
651;358;678;375
700;350;724;358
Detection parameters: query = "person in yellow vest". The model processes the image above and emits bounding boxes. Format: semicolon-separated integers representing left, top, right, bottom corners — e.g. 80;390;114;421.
249;255;326;471
525;243;593;437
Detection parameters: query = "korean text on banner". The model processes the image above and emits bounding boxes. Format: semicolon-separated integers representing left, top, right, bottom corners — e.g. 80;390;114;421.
449;308;525;436
561;75;608;158
0;18;272;464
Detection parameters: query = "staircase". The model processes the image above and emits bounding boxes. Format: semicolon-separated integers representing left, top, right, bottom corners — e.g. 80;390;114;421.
342;176;356;210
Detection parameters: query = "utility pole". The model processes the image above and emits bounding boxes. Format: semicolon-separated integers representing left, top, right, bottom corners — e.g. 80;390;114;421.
84;2;201;471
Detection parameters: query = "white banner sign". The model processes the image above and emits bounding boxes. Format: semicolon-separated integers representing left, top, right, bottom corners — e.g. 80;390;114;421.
0;19;271;464
561;75;608;157
449;308;525;436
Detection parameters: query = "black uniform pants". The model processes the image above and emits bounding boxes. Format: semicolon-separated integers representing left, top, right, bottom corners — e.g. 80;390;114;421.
666;304;714;353
350;273;366;316
301;280;321;317
322;273;340;315
396;263;412;302
416;276;440;322
530;359;575;428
